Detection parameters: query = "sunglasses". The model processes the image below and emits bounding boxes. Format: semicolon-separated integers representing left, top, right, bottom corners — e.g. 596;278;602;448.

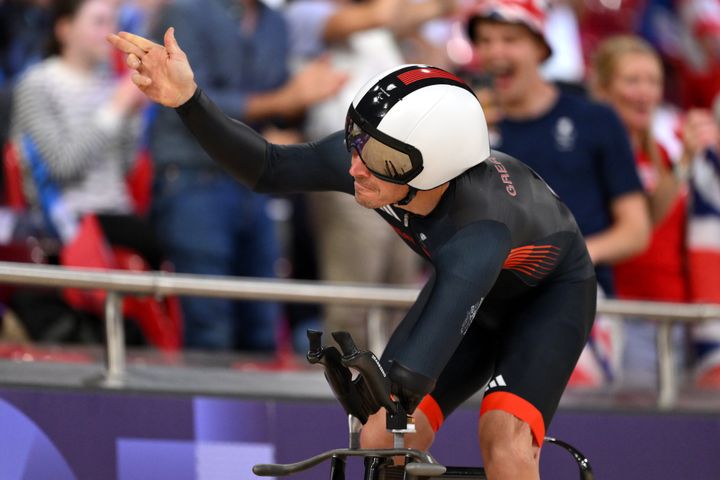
344;108;424;185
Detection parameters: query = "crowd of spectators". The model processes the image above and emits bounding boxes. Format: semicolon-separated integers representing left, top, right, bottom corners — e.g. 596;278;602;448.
0;0;719;388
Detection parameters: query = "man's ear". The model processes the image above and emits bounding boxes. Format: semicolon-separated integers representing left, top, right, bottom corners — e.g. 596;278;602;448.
533;37;550;65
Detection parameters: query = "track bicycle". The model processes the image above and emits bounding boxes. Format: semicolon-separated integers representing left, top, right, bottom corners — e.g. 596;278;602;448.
253;331;594;480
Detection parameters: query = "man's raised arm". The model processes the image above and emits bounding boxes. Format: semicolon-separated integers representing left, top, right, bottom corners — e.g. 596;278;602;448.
107;28;269;186
107;28;352;193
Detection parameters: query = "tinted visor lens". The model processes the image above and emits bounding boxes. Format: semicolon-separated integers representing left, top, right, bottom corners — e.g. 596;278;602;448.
345;116;416;183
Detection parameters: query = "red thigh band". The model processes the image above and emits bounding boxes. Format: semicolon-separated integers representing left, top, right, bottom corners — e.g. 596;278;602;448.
480;391;545;447
417;394;444;433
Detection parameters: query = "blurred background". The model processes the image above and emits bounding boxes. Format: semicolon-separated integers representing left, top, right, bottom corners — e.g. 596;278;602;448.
0;0;719;478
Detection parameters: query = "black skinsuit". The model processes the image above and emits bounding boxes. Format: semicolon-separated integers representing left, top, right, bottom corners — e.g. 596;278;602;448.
176;88;597;445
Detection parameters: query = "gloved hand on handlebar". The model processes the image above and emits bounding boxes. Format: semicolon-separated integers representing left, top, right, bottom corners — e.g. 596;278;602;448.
388;361;436;414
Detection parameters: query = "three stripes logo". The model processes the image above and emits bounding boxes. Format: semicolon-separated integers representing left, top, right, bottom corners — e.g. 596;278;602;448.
485;375;507;391
380;205;401;222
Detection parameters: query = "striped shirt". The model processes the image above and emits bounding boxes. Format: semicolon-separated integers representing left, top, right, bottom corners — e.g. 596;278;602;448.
10;57;139;218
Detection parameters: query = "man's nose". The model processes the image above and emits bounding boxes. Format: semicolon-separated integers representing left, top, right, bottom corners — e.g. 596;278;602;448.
349;151;371;178
478;39;504;62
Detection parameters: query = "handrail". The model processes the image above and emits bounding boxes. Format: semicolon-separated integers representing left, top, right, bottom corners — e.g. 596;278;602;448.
0;261;418;307
0;261;718;319
0;260;718;408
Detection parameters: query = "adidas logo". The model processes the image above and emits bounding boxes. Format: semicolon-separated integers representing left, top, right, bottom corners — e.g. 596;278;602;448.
486;374;507;390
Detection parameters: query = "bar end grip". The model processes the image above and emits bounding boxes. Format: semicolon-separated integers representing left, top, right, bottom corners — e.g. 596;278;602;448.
307;329;323;355
405;463;447;477
332;331;359;356
253;464;285;476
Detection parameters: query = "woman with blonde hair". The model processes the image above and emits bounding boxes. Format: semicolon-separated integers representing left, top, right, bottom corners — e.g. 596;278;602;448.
590;35;690;386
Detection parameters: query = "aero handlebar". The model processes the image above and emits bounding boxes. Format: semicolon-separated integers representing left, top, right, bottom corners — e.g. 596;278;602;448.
258;331;595;480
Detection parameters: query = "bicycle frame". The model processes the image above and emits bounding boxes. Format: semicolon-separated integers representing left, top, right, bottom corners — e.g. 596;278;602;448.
254;404;450;479
252;331;594;480
253;413;594;480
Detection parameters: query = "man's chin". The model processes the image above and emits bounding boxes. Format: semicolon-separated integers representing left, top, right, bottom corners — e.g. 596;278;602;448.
354;193;388;209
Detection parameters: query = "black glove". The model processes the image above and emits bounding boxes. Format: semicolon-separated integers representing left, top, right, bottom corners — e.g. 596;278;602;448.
388;361;436;414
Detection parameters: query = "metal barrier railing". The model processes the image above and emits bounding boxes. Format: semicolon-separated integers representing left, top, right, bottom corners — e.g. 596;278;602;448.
0;261;718;406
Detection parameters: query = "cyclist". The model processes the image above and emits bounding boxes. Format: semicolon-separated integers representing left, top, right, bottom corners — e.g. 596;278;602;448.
108;28;597;480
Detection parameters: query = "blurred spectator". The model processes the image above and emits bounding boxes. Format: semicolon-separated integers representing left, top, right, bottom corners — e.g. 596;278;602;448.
592;36;689;303
576;0;648;64
465;72;502;146
8;0;165;344
683;108;720;386
0;0;53;145
117;0;169;35
148;0;345;351
540;0;585;87
467;0;651;386
284;0;453;349
590;35;690;386
10;0;157;251
468;0;650;295
676;0;720;109
287;0;455;140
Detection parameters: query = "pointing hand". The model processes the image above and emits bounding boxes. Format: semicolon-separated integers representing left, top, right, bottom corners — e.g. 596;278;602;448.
107;27;197;108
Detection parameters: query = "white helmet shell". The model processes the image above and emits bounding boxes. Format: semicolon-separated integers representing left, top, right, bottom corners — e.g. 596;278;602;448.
349;64;490;190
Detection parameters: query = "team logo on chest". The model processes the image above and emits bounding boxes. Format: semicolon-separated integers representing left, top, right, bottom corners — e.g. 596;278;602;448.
554;116;576;152
461;298;484;335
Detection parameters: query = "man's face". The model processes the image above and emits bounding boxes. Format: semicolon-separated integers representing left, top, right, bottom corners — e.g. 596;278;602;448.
473;21;546;106
349;151;410;209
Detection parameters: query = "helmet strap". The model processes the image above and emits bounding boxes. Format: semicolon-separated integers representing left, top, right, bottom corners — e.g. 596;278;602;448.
395;186;418;206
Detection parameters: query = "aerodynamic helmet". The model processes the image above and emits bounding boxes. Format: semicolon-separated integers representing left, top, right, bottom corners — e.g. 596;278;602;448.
345;64;490;191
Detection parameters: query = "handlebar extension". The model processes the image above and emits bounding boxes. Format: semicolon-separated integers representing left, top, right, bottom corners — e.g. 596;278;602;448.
331;331;397;413
307;330;396;423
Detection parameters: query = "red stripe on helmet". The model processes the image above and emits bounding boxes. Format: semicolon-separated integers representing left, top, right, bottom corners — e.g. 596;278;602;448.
397;67;464;86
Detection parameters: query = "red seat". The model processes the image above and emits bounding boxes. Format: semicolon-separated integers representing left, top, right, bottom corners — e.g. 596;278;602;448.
126;148;154;217
3;142;27;210
3;142;181;351
61;215;182;351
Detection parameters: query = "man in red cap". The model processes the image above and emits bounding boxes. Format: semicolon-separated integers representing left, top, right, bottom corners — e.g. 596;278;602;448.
467;0;650;298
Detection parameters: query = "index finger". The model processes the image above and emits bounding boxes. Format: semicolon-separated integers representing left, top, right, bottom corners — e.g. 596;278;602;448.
107;33;147;59
117;31;161;52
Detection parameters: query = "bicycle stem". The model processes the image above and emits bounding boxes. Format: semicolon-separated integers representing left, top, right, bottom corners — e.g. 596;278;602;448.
386;402;415;450
348;415;362;449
